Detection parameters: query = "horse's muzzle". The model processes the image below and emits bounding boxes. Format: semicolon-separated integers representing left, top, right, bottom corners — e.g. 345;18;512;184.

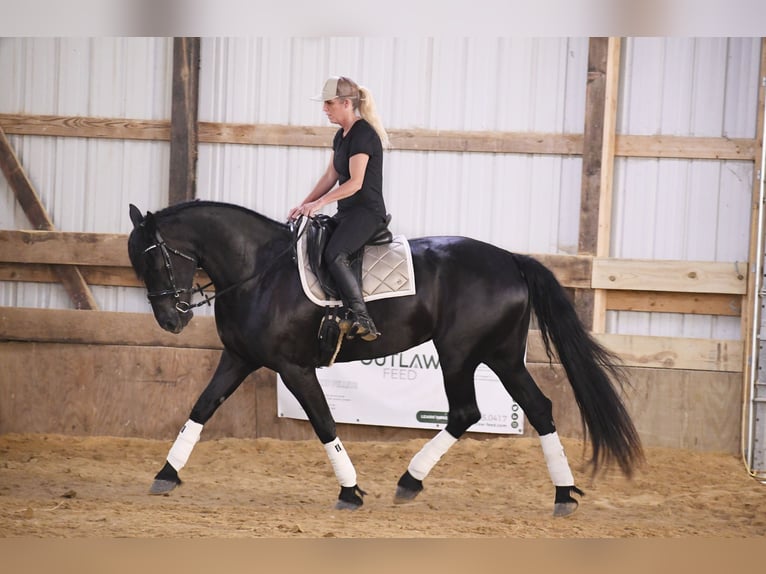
156;306;193;334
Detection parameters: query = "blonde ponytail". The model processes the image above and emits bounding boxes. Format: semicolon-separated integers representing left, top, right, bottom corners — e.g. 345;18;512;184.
358;86;390;149
333;76;391;149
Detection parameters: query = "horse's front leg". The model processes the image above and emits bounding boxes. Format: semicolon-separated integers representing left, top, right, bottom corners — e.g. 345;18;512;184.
279;364;365;510
395;364;477;504
149;349;256;495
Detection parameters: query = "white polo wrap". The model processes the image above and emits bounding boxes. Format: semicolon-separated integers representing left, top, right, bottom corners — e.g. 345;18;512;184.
539;431;575;486
167;419;203;471
407;429;458;480
323;437;357;487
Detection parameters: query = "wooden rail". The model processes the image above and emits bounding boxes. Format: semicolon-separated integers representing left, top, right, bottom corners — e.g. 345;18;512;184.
0;306;743;373
0;113;758;160
0;229;747;322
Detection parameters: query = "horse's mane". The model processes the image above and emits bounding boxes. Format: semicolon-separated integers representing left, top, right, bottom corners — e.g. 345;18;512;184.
154;200;288;229
128;200;288;280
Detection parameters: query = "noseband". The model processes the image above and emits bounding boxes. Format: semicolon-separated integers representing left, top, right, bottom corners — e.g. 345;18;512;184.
143;230;212;313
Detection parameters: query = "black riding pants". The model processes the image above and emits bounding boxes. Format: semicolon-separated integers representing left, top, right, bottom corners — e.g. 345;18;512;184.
324;207;385;263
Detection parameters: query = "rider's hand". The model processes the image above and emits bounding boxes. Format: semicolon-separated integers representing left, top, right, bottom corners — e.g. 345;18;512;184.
290;201;321;219
288;205;302;220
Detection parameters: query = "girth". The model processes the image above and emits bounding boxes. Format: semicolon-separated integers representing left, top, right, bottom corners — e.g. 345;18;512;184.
301;213;393;300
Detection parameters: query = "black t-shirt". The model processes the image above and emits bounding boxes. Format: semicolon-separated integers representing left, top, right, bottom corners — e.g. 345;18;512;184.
332;119;386;219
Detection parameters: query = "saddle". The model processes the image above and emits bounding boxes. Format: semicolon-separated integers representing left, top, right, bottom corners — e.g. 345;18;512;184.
291;214;395;367
304;213;393;299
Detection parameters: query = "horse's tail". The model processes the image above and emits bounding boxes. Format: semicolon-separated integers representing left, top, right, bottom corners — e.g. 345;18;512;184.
513;253;644;477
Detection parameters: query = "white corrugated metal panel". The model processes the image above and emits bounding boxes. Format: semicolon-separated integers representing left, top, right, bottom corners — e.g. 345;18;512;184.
196;37;589;254
0;38;173;118
607;37;760;339
198;37;588;131
0;37;173;312
618;38;760;138
1;35;760;343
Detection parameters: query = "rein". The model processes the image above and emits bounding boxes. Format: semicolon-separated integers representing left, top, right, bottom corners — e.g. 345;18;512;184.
143;217;309;313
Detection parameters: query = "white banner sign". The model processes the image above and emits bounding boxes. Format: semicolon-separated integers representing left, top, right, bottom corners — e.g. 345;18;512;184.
277;341;524;434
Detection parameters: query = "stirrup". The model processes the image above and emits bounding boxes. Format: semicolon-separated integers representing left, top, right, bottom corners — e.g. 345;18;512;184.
345;313;380;341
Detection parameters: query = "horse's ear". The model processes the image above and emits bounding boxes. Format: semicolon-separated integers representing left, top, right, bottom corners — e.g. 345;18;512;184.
129;204;144;228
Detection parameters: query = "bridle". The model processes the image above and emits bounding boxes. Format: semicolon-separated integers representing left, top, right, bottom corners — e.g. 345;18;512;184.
141;216;310;314
142;229;213;314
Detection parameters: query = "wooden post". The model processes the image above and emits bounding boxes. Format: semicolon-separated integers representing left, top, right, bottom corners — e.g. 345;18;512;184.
0;126;98;310
168;37;200;206
575;37;609;329
592;37;622;333
742;39;766;397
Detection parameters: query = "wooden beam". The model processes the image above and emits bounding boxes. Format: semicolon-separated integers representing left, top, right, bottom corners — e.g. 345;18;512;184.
574;37;609;329
0;306;221;349
0;230;130;266
0;126;98;310
606;290;741;317
0;262;210;289
204;123;589;156
0;306;740;372
169;37;200;205
615;134;757;160
593;258;747;295
592;37;622;333
1;113;758;160
1;230;749;298
4;229;748;297
0;114;170;141
742;39;766;384
528;253;592;288
595;333;743;373
579;37;609;257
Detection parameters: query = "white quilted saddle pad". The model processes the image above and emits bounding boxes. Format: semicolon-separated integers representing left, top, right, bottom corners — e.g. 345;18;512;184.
296;221;416;307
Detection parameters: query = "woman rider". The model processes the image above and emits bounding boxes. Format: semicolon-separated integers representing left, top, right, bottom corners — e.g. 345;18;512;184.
288;76;390;342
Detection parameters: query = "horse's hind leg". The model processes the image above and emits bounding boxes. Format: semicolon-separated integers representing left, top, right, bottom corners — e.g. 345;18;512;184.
395;363;481;503
485;355;583;517
149;350;255;495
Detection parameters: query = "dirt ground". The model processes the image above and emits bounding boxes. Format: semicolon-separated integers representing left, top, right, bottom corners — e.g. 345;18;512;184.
1;433;765;538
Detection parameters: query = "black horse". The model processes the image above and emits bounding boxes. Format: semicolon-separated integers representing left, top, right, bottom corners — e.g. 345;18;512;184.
127;200;643;516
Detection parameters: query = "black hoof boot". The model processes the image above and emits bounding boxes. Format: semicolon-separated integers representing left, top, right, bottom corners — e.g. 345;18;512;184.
553;485;584;517
335;485;367;510
394;471;423;503
149;461;182;495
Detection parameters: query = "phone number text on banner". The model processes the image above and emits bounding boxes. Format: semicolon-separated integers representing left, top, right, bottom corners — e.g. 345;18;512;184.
277;341;524;434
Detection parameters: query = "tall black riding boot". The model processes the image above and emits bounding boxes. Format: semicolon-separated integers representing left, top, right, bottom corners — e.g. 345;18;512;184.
327;253;380;341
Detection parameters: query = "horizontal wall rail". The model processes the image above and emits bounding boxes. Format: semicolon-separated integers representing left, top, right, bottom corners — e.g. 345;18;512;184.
0;230;748;325
0;306;743;373
0;113;758;160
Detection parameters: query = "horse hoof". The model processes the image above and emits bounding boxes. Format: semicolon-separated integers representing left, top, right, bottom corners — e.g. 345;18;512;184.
335;485;365;510
149;479;180;495
335;499;363;511
393;485;422;504
553;501;579;517
394;470;423;503
553;485;584;517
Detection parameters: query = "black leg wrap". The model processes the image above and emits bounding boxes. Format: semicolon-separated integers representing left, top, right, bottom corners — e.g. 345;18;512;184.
553;485;585;517
335;485;366;510
394;471;423;503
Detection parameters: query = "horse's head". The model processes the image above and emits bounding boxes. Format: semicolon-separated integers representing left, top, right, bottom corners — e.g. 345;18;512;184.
128;204;198;334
